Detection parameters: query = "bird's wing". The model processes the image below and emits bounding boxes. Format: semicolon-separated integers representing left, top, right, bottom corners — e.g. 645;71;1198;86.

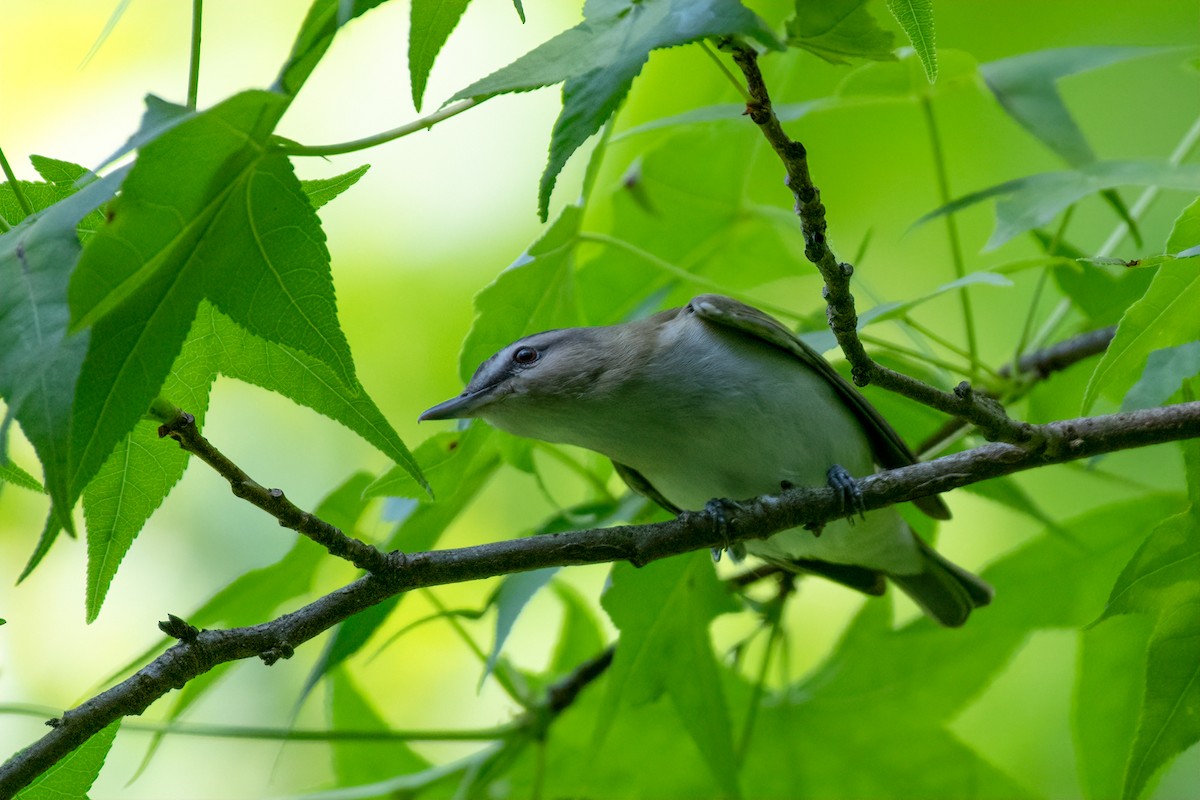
612;460;683;514
688;294;951;521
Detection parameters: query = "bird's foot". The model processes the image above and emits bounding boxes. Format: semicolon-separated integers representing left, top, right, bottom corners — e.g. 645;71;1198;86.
704;498;746;563
827;464;865;524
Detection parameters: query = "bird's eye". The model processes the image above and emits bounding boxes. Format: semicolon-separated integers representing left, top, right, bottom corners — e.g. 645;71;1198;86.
512;346;539;365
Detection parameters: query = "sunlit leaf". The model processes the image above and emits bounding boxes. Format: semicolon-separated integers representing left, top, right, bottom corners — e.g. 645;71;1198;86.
14;720;120;800
0;459;43;493
300;164;371;210
785;0;896;65
1083;259;1200;412
1124;602;1200;800
885;0;936;82
409;0;472;110
448;0;781;219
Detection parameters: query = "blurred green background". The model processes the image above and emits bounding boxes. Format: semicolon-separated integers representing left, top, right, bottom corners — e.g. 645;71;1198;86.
1;1;1198;797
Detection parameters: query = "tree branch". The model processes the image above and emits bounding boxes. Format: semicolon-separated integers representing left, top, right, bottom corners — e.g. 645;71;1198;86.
721;39;1046;448
4;400;1200;796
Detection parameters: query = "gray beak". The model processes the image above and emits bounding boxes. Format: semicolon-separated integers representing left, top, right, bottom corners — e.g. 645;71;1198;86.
419;389;491;422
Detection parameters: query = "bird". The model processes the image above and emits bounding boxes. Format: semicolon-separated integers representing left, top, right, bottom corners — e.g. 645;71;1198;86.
420;294;992;627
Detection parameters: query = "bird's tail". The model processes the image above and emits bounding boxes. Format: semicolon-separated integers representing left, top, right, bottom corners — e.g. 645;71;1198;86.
889;534;993;628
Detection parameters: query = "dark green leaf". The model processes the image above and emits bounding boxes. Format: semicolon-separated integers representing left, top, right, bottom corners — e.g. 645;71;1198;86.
599;552;741;795
785;0;896;65
299;164;371;210
17;512;65;584
0;170;123;530
69;91;363;499
917;161;1200;251
409;0;472;110
885;0;936;81
448;0;781;219
980;47;1155;167
278;0;390;96
15;720;120;800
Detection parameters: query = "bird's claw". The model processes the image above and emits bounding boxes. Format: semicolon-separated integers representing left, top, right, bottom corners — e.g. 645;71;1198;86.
827;465;865;523
704;498;745;563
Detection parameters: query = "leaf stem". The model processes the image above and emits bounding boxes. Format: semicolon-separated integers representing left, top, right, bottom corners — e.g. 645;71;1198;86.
920;95;977;379
0;146;32;217
699;40;752;103
186;0;203;110
1015;205;1074;364
575;231;803;322
279;99;479;156
0;703;515;741
534;443;613;500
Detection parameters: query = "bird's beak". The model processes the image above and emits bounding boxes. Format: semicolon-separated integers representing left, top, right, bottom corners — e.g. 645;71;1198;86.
419;389;491;422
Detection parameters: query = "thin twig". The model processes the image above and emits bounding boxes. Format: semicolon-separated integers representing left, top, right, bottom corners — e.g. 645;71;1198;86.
720;39;1042;447
154;406;400;575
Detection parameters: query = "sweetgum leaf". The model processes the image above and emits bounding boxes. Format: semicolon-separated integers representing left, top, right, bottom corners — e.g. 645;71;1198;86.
448;0;781;219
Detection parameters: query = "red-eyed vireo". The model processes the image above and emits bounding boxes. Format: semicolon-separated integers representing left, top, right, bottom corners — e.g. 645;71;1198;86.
421;294;992;627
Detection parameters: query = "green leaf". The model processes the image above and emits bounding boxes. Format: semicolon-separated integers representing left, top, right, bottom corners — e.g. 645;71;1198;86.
917;161;1200;251
299;164;371;210
0;170;123;530
1075;614;1156;800
15;720;120;800
885;0;936;82
448;0;781;219
599;552;741;796
548;581;606;676
409;0;472;110
0;459;44;493
328;667;431;788
18;512;66;584
785;0;897;65
1124;602;1200;800
302;426;499;699
1121;341;1200;412
980;47;1155;168
1083;259;1200;413
803;271;1013;354
1035;230;1155;327
458;206;583;382
1167;195;1200;253
277;0;390;96
81;329;217;622
1100;511;1200;622
69;90;367;500
192;302;423;491
483;567;558;686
